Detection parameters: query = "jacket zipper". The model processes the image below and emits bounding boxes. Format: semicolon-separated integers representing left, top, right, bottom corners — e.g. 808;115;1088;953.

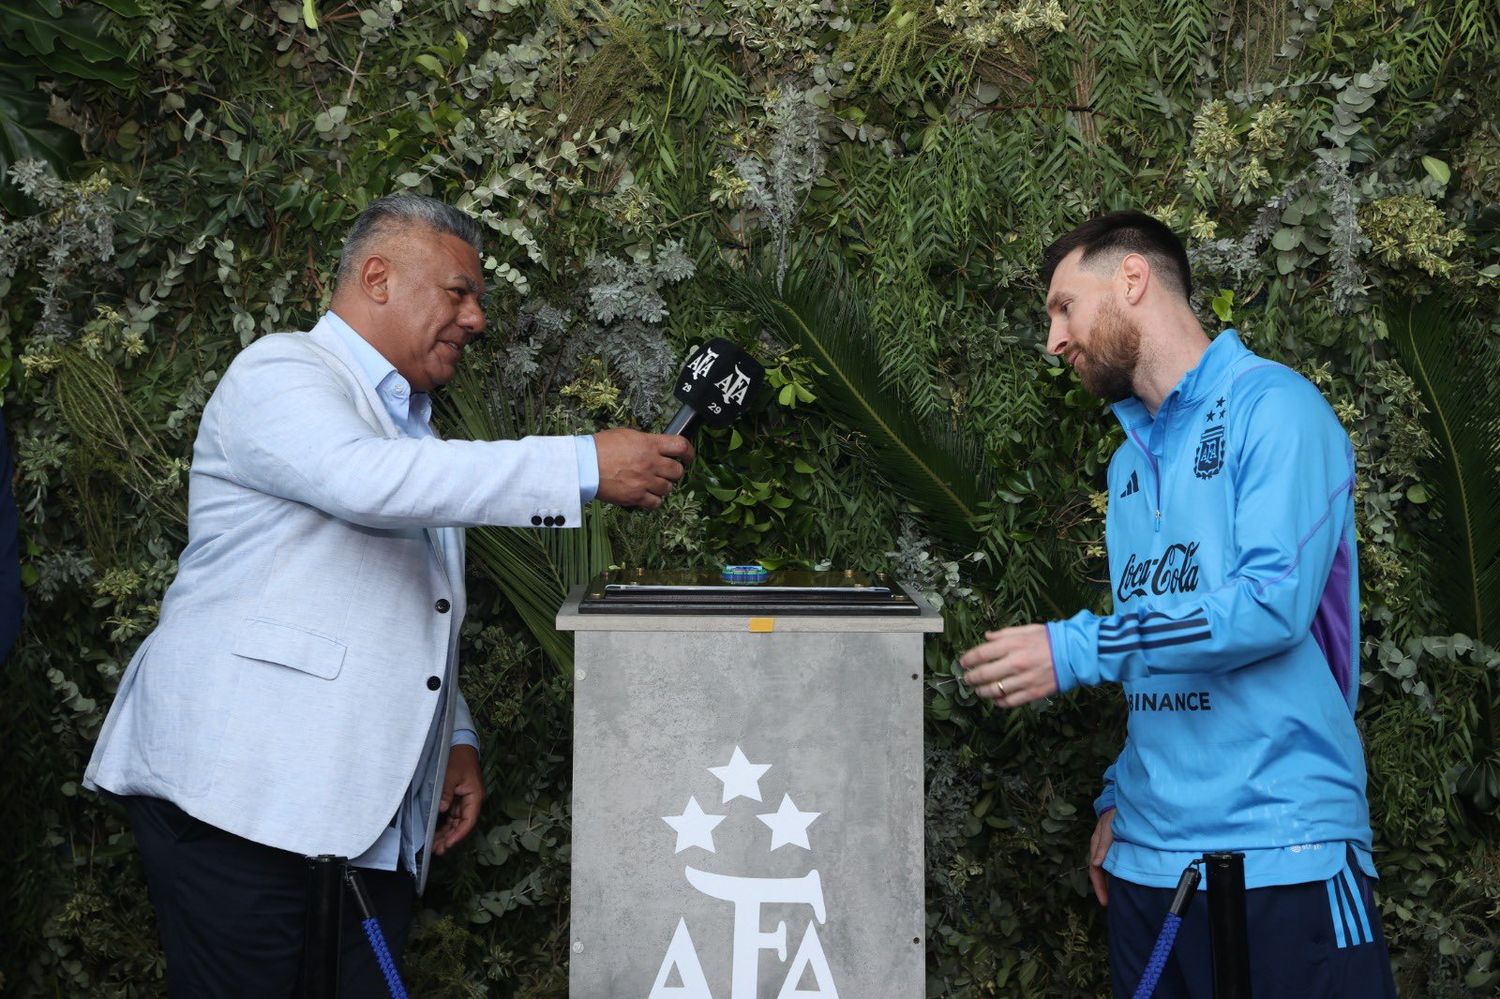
1128;427;1164;532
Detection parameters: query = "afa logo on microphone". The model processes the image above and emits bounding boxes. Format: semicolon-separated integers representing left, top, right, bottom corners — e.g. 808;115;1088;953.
686;347;720;383
710;365;755;414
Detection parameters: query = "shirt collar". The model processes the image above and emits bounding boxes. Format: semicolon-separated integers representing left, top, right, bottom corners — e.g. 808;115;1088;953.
323;310;429;430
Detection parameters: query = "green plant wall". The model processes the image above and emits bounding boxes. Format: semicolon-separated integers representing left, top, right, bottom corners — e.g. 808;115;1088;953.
2;1;1499;995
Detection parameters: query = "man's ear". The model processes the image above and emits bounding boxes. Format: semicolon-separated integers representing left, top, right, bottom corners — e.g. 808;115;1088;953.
359;253;393;305
1118;253;1151;306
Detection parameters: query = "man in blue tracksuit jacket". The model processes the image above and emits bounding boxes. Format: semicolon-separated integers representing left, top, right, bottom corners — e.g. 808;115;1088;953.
960;211;1396;997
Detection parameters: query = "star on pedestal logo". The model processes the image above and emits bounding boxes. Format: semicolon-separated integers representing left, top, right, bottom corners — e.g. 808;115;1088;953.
662;797;727;854
650;745;839;998
710;747;772;803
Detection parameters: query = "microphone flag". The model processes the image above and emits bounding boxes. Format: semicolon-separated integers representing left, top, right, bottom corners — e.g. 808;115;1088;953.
665;338;766;436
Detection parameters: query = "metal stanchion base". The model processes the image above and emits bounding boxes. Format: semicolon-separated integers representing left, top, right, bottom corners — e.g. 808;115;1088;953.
1204;852;1251;999
301;855;345;999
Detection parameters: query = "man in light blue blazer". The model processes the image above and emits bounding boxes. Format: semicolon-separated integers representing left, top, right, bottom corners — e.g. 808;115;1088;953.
84;194;693;996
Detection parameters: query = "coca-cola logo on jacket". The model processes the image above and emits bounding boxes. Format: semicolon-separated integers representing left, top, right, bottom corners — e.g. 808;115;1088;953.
1116;541;1202;603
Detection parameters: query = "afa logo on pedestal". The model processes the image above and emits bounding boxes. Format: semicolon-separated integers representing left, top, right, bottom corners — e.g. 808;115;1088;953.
651;746;839;998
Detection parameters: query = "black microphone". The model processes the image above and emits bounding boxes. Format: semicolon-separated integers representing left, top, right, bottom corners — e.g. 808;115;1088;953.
662;337;766;437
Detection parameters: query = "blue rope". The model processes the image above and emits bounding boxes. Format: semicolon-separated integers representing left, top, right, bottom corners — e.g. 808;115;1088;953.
1131;911;1183;999
361;916;410;999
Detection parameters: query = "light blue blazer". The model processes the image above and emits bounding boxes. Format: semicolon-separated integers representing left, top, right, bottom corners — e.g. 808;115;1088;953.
84;316;580;869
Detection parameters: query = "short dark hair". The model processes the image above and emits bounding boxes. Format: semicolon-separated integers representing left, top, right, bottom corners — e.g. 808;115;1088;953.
1039;210;1192;300
336;194;484;284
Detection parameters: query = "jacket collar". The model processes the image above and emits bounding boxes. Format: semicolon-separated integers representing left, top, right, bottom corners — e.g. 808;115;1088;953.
1175;328;1247;404
305;313;400;439
1112;328;1246;431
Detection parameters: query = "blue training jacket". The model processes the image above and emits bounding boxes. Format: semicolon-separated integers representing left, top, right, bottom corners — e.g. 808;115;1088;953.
1045;330;1376;890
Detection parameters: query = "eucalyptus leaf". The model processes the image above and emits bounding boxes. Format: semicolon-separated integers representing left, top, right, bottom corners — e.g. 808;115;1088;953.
1421;155;1451;185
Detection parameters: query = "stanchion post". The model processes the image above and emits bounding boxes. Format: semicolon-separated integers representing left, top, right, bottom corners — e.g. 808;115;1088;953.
301;854;344;999
1204;852;1251;999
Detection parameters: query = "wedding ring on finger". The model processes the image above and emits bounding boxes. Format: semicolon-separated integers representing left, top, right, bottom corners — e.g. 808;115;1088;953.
993;679;1007;699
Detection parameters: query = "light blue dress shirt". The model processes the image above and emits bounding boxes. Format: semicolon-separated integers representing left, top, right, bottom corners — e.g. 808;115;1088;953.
324;312;597;872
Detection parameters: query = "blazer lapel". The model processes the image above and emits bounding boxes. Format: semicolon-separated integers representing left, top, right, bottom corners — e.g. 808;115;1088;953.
304;317;402;440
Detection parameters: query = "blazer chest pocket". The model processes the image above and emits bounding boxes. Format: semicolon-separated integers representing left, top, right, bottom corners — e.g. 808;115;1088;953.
232;618;347;680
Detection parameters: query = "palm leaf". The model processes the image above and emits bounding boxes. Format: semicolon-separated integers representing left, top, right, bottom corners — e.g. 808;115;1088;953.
723;253;995;548
1386;294;1500;641
435;365;613;674
462;521;576;672
722;252;1083;618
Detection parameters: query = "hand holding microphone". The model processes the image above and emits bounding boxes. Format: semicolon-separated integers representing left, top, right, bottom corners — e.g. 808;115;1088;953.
591;338;765;510
592;429;694;509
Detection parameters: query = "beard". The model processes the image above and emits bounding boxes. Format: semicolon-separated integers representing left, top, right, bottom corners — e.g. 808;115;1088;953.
1074;300;1141;402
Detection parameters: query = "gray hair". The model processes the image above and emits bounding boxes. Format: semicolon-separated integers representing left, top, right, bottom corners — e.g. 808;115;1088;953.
336;194;484;284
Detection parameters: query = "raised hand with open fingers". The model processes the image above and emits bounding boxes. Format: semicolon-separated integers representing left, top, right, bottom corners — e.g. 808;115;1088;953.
957;623;1058;708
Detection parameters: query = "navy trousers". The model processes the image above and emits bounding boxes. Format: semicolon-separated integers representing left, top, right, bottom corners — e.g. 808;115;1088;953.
121;794;416;998
1107;853;1398;998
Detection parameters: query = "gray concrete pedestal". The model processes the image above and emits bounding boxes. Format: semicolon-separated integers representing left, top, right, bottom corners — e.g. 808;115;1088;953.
558;585;942;998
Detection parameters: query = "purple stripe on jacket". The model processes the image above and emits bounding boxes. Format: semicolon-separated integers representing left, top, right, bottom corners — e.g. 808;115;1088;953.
1310;536;1355;701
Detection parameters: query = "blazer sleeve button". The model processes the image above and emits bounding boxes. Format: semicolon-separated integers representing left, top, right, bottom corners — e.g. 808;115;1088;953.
543;516;557;527
555;514;566;526
435;599;451;613
426;676;442;691
531;515;543;526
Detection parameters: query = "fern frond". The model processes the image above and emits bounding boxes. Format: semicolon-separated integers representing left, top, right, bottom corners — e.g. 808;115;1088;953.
54;349;186;533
